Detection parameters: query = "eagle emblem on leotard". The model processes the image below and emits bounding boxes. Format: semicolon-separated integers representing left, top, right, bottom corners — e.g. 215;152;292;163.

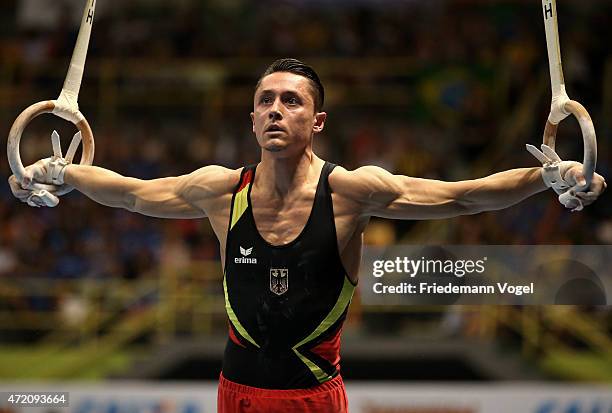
270;268;289;295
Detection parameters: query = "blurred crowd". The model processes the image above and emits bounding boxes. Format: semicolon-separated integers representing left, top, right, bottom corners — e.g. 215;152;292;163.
0;0;610;287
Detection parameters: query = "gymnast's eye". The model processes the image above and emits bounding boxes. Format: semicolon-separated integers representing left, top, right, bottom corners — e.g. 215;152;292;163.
284;95;301;106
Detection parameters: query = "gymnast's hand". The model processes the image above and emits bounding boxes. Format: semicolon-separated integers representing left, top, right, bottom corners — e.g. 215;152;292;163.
20;156;70;187
7;157;67;207
527;144;606;211
559;162;607;209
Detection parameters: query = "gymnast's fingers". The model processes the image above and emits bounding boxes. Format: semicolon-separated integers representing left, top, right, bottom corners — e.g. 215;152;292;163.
589;172;607;195
575;192;596;206
8;174;32;201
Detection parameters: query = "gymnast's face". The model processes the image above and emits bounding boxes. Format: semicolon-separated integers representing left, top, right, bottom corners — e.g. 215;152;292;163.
251;72;326;158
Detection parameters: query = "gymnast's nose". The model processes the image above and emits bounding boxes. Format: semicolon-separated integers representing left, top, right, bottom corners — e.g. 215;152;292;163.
269;99;283;120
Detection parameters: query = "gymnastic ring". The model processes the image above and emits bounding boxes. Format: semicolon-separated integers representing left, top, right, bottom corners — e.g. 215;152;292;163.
543;100;597;192
7;100;95;196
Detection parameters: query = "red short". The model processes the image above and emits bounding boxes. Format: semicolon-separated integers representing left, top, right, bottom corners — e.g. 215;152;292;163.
217;373;349;413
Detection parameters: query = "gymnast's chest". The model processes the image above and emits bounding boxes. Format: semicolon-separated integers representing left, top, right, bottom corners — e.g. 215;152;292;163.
249;192;315;246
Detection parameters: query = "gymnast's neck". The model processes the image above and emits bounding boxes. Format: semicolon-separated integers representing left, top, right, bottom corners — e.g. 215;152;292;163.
257;148;325;197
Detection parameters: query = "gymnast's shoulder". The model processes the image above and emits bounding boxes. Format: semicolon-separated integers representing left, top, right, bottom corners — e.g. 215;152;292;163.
328;164;401;197
176;165;243;200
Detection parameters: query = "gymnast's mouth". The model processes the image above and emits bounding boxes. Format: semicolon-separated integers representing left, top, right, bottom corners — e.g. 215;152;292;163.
265;124;285;132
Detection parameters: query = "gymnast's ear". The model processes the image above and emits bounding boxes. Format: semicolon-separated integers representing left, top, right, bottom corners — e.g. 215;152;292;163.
313;111;327;134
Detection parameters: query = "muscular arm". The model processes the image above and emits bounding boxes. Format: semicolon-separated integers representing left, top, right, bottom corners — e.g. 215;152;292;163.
332;165;547;220
64;164;236;219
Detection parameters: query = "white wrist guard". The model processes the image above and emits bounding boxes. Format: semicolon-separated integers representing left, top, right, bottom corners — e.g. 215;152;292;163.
526;143;584;211
46;157;69;185
541;163;570;195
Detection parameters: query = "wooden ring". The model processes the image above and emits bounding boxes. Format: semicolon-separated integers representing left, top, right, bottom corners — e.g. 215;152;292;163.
7;100;95;196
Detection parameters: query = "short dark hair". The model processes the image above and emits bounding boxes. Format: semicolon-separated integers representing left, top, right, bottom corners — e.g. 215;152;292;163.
255;58;325;112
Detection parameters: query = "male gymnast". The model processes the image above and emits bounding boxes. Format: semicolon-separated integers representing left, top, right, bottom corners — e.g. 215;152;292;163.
8;58;607;412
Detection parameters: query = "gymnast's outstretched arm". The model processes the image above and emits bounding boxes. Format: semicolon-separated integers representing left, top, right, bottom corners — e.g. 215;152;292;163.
8;162;239;219
330;163;606;220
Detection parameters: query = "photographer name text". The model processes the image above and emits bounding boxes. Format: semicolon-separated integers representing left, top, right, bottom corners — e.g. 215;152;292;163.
372;281;534;296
